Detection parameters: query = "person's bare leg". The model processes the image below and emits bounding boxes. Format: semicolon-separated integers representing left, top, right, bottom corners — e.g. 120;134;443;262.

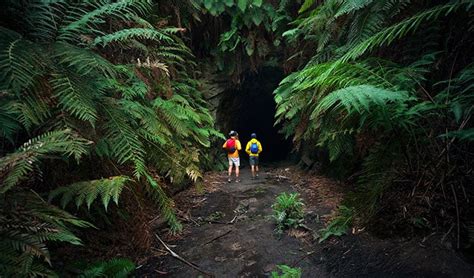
228;164;232;182
251;165;255;177
256;165;259;177
236;166;240;179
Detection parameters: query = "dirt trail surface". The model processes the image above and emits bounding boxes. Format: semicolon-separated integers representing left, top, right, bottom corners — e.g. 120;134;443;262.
138;165;474;277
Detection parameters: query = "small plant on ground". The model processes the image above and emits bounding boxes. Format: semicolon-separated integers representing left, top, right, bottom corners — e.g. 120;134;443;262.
272;192;305;234
319;205;354;243
271;264;302;278
206;211;225;221
78;258;135;278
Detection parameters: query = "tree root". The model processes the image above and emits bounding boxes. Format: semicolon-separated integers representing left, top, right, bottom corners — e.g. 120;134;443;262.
154;234;214;277
203;229;233;246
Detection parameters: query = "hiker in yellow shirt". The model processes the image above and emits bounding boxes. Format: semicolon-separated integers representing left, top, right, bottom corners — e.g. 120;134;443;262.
222;130;242;183
245;133;262;179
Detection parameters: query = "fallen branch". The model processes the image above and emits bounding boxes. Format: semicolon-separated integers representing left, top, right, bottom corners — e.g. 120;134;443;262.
299;224;314;233
154;234;214;277
206;215;238;225
203;229;233;246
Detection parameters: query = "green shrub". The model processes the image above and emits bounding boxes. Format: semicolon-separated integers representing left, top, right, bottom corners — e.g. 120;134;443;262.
272;192;305;234
78;258;135;278
319;205;354;243
271;264;302;278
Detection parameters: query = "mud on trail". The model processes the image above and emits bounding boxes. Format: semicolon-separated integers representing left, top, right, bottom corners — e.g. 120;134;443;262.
137;165;474;277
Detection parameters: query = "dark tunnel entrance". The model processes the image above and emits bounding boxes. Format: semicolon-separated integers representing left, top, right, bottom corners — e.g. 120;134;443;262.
217;67;292;165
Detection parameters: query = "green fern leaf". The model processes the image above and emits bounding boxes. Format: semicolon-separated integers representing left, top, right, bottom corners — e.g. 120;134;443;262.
49;176;131;211
0;130;90;193
50;73;99;125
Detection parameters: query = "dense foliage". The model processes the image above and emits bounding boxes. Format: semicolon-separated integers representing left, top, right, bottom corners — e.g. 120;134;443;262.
0;0;222;275
1;0;473;276
192;0;298;79
274;0;473;244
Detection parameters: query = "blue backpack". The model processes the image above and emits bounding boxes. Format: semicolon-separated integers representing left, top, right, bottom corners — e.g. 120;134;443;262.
250;142;259;154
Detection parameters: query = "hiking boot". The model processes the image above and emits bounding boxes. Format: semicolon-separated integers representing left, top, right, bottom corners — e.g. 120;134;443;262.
235;178;241;183
227;177;232;183
255;173;259;179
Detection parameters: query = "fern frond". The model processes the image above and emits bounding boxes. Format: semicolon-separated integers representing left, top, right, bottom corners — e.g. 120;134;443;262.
312;85;409;120
11;83;53;130
144;173;182;233
0;101;21;142
0;190;91;276
335;0;374;18
53;42;116;78
339;1;472;63
49;176;131;211
101;99;147;178
79;258;135;278
120;100;170;144
50;73;100;125
0;30;44;93
25;0;66;42
58;0;151;43
0;130;90;193
107;65;148;99
93;28;174;47
443;128;474;141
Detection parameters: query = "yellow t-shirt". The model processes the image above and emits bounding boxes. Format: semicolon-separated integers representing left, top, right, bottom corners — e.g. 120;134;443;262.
245;139;262;157
223;138;241;158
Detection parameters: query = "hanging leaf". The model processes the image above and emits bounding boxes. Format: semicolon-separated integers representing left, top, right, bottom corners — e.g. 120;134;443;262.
223;0;234;7
238;0;248;12
251;8;265;26
253;0;263;8
203;0;214;10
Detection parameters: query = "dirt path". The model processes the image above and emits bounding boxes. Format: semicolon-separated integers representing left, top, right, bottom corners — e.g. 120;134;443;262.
150;167;328;277
138;165;474;277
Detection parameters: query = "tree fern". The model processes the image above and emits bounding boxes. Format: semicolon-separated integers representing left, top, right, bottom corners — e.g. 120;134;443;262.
277;0;473;237
0;0;222;274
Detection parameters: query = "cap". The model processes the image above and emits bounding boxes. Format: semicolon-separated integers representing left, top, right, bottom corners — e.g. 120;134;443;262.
251;133;257;138
229;130;237;136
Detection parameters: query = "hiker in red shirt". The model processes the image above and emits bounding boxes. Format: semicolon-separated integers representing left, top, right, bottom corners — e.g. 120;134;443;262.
222;130;242;183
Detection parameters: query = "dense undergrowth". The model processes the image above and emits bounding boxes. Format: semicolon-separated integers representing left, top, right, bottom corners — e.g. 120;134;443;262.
1;0;473;276
273;0;474;246
0;0;222;275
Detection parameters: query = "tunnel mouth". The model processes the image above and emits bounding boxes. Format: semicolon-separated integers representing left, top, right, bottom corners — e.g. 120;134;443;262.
216;67;292;165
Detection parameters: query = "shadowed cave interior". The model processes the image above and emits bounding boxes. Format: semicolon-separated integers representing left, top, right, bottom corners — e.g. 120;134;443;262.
216;67;292;165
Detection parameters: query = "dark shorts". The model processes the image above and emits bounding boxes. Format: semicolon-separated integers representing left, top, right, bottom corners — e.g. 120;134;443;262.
249;156;259;166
